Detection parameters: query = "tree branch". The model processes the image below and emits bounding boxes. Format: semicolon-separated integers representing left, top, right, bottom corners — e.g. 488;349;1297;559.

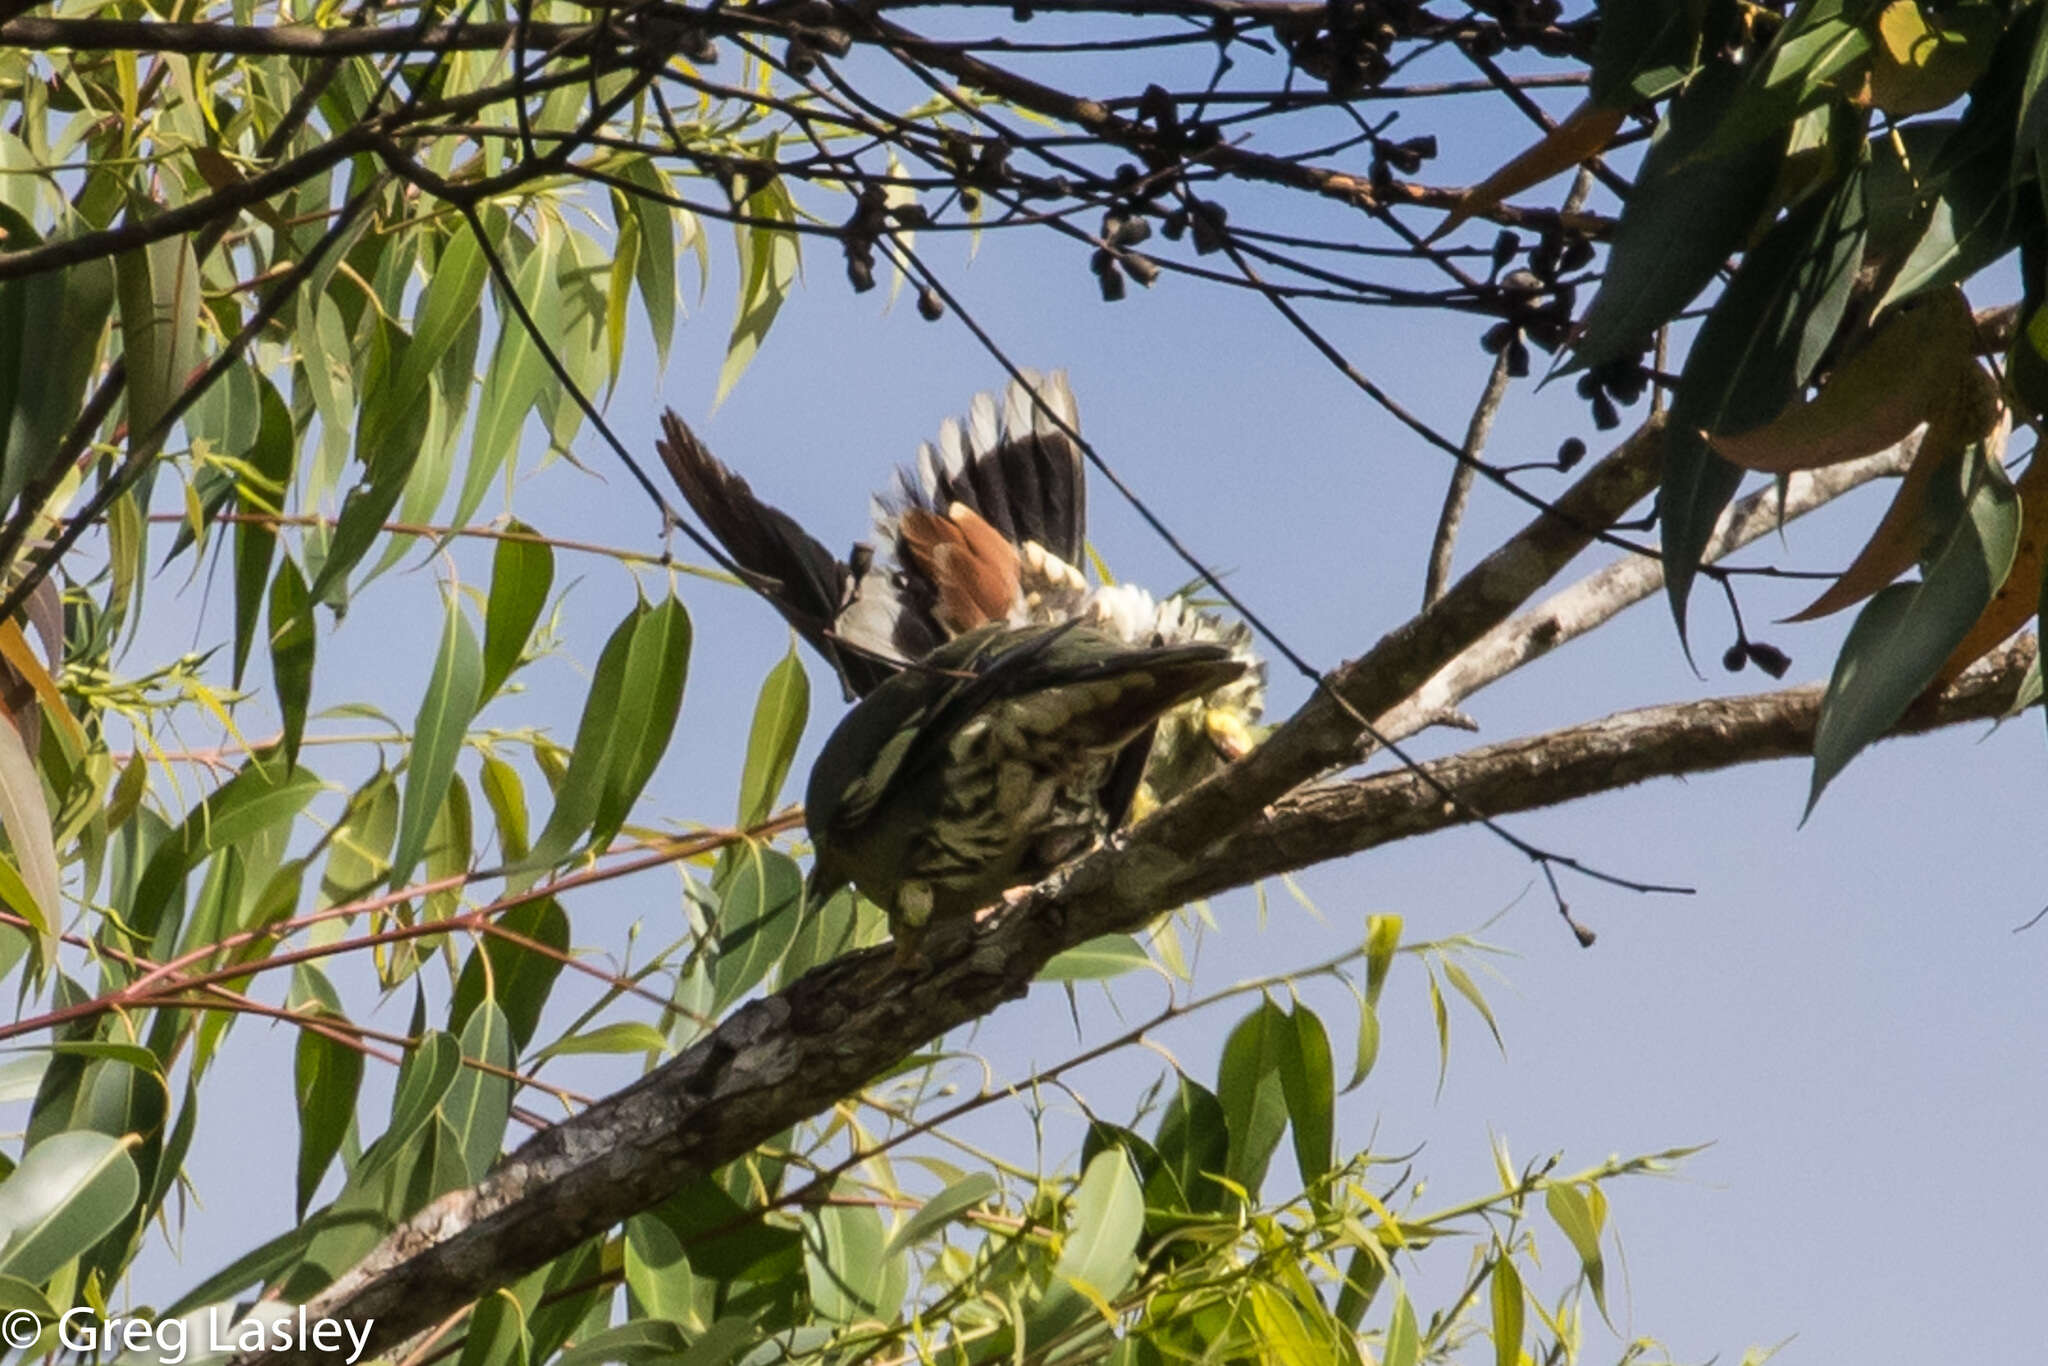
244;610;2033;1366
1384;433;1921;743
241;414;1669;1365
1217;636;2036;887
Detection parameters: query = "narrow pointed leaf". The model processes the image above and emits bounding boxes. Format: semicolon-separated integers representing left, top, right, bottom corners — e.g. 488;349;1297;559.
393;598;483;888
1216;999;1289;1197
525;607;638;867
480;524;553;702
443;1001;512;1182
232;375;296;687
115;232;202;452
268;559;315;771
737;646;807;827
0;712;59;958
1276;1002;1335;1189
290;966;362;1218
1810;443;2019;812
1569;65;1787;375
591;595;690;847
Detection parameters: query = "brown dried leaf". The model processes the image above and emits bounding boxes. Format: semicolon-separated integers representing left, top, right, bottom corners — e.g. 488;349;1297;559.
1432;102;1624;242
1713;290;1976;472
1786;357;2003;622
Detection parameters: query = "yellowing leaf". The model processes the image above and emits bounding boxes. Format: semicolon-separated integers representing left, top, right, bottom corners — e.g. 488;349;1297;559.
0;621;83;761
1435;102;1623;241
1932;447;2048;686
1866;0;1995;116
0;711;60;957
1787;358;2002;621
1712;289;1975;472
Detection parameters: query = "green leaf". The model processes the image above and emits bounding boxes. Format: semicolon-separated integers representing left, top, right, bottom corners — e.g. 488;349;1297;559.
647;1174;802;1282
1028;1149;1144;1345
623;1211;693;1324
616;159;680;368
1442;959;1506;1053
0;1055;45;1104
129;756;323;949
456;1290;530;1366
360;1032;461;1181
1039;933;1150;981
556;1320;690;1366
457;219;560;528
1810;446;2019;811
0;1131;140;1283
0;713;59;963
399;223;487;420
290;966;362;1219
883;1172;997;1256
1665;145;1869;637
392;597;483;888
1345;986;1380;1092
450;897;569;1053
0;1274;54;1319
804;1189;905;1324
1383;1289;1421;1366
1276;1002;1336;1189
443;1001;512;1182
480;524;554;702
267;558;315;771
592;596;690;847
1154;1076;1229;1215
320;769;398;908
716;178;800;405
1883;7;2038;310
0;206;116;515
1701;0;1874;160
478;755;530;864
776;884;879;986
737;645;807;827
532;1020;670;1062
1490;1251;1525;1366
115;229;202;466
710;845;803;1012
1216;999;1289;1198
312;314;435;601
232;375;296;688
524;605;638;867
1545;1181;1608;1320
1589;0;1710;105
1364;913;1400;1004
1568;65;1789;374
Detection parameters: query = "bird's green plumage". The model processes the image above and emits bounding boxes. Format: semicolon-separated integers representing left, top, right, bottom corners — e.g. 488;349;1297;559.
805;623;1247;960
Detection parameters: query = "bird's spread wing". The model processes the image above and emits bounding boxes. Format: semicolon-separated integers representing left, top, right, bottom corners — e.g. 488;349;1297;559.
658;410;900;697
896;503;1023;632
883;371;1087;571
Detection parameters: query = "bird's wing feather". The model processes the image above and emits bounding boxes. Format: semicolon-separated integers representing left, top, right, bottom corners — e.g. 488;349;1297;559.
658;410;898;696
878;372;1088;573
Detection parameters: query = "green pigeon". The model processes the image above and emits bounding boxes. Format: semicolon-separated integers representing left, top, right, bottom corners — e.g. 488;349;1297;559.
804;622;1248;964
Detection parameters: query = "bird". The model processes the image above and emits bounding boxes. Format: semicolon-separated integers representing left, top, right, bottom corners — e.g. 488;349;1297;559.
657;373;1266;809
803;621;1249;965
